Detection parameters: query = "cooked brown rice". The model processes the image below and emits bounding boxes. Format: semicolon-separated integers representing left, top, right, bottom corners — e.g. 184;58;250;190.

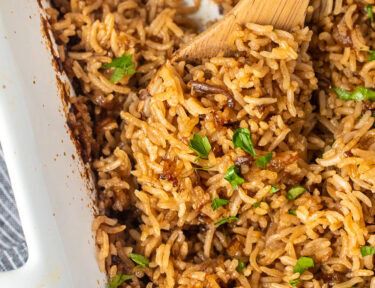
47;0;375;287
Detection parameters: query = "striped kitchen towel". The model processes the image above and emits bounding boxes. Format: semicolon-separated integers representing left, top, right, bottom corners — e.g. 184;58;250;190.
0;146;28;271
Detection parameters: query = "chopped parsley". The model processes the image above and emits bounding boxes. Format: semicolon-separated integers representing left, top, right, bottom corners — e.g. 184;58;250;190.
232;128;273;169
255;152;272;168
224;165;244;189
253;201;261;208
236;259;246;274
270;185;280;194
101;52;135;83
366;5;374;23
360;246;375;257
332;88;351;100
108;274;133;288
333;86;375;102
189;134;211;161
293;257;314;274
287;186;306;201
289;279;300;287
289;209;297;216
369;50;375;61
214;216;238;227
232;128;256;157
129;253;149;269
193;166;214;171
211;198;230;211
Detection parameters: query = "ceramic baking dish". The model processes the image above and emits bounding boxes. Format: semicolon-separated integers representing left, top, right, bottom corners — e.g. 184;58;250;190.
0;0;219;287
0;0;106;287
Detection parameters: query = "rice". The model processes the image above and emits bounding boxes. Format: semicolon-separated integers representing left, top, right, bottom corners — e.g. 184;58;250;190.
46;0;375;287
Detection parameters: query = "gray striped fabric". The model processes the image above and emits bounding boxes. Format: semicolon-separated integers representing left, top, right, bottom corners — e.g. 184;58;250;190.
0;146;28;271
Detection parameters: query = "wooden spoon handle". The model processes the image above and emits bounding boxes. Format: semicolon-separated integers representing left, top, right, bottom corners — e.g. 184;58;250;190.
172;0;309;62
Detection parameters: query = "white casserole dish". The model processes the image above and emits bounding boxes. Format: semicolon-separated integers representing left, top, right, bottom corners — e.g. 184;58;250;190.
0;0;106;287
0;0;220;287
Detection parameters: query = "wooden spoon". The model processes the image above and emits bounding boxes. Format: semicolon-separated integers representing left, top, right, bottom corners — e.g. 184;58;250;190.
146;0;309;93
172;0;309;62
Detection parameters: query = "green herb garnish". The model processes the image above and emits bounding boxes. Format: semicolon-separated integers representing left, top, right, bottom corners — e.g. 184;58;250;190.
330;139;335;147
255;152;272;168
332;88;352;100
129;253;149;268
101;52;135;83
224;165;244;189
333;86;375;102
214;216;239;227
289;209;297;216
189;134;211;161
194;166;214;171
236;259;245;274
270;185;280;194
232;128;256;157
366;5;374;23
360;246;375;257
289;279;300;287
293;257;314;274
109;274;133;288
287;186;306;201
211;198;230;211
369;50;375;61
253;201;261;208
348;87;375;101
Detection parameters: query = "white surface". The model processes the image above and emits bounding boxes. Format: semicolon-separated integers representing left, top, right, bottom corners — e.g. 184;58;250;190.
0;0;222;287
186;0;221;30
0;0;105;287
